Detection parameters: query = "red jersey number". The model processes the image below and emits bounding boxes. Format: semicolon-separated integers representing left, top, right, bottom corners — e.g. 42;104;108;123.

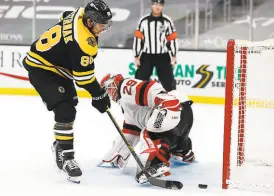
123;80;137;95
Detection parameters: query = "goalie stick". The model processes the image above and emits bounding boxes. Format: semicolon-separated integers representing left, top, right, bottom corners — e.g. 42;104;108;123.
106;109;183;190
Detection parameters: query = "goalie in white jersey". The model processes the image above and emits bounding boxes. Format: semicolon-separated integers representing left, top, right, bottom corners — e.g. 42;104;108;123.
99;74;194;183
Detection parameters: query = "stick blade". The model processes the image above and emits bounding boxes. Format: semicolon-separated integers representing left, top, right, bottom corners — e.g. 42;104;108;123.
148;177;183;190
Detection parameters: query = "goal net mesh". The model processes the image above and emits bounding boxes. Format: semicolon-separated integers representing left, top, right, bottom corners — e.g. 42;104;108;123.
223;39;274;191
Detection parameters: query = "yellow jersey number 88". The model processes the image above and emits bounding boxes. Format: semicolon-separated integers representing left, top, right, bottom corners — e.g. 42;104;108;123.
36;25;62;52
81;56;94;67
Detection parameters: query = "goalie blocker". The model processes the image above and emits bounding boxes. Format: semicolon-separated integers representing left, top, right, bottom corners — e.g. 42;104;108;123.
99;74;194;183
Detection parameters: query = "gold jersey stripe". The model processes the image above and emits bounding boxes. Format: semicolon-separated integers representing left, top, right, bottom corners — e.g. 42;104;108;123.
25;59;66;78
55;135;74;140
76;77;96;85
28;52;73;78
28;51;54;67
73;70;94;76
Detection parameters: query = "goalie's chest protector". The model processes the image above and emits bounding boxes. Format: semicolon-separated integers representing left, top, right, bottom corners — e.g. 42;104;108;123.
118;78;164;130
121;100;153;130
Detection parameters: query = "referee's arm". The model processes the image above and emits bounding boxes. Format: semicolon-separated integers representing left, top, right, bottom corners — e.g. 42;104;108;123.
166;18;179;57
133;18;144;58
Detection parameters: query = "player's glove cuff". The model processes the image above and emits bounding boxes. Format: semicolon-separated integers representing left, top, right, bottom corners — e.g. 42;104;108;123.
92;90;108;101
92;88;111;113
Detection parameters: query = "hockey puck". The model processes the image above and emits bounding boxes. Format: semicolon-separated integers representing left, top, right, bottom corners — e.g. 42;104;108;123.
198;184;208;189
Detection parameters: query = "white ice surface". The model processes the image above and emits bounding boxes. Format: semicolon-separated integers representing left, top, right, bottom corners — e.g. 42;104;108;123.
0;95;271;196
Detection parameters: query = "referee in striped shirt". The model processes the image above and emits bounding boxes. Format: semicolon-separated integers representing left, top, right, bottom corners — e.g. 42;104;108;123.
133;0;178;91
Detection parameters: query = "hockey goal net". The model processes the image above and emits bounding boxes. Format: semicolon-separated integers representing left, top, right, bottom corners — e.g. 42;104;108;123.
222;39;274;190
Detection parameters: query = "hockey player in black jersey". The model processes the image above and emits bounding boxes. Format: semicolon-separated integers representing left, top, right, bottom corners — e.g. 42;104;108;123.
23;0;112;183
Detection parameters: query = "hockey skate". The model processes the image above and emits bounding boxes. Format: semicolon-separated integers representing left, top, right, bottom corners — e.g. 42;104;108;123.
135;162;170;184
51;141;82;183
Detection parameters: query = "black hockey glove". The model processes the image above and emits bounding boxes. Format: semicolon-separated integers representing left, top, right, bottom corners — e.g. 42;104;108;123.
92;88;111;113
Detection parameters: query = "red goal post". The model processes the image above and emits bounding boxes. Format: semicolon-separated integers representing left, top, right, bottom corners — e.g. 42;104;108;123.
222;39;274;190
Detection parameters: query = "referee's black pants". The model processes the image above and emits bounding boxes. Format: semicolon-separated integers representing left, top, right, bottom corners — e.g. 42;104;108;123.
135;53;176;91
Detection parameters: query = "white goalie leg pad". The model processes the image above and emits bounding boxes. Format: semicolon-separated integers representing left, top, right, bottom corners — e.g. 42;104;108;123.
100;133;139;169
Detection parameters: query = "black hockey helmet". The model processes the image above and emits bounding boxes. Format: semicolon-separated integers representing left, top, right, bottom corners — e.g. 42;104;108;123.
151;0;165;4
83;0;113;33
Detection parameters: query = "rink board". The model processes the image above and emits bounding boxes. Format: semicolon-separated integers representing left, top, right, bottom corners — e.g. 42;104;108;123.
0;45;227;104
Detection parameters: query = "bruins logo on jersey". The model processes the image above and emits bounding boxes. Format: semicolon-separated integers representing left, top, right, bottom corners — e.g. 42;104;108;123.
87;37;97;47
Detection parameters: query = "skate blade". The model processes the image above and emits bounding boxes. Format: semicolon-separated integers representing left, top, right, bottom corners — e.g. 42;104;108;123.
67;176;80;184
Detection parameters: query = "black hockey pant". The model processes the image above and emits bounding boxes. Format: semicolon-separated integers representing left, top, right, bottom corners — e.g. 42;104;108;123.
135;53;176;91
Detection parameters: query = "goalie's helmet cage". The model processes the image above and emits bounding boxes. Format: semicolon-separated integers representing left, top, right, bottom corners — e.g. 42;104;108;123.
223;39;274;191
100;74;124;102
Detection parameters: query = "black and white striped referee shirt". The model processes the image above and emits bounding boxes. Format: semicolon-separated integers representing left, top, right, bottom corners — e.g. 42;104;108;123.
133;13;178;57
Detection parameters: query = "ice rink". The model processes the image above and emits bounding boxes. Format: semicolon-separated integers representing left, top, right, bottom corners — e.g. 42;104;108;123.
0;95;272;196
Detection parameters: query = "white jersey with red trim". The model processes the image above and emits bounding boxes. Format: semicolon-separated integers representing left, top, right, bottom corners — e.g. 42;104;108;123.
99;78;190;169
118;78;165;130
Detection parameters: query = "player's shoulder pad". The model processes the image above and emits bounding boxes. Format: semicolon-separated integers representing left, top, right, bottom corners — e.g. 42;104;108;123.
73;7;98;56
168;90;190;103
59;11;74;21
151;80;165;90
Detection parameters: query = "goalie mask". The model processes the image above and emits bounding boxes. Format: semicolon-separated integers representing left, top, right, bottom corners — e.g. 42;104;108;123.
146;94;181;133
100;74;124;102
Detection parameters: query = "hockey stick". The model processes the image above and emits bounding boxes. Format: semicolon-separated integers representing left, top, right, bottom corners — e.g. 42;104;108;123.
106;109;183;190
